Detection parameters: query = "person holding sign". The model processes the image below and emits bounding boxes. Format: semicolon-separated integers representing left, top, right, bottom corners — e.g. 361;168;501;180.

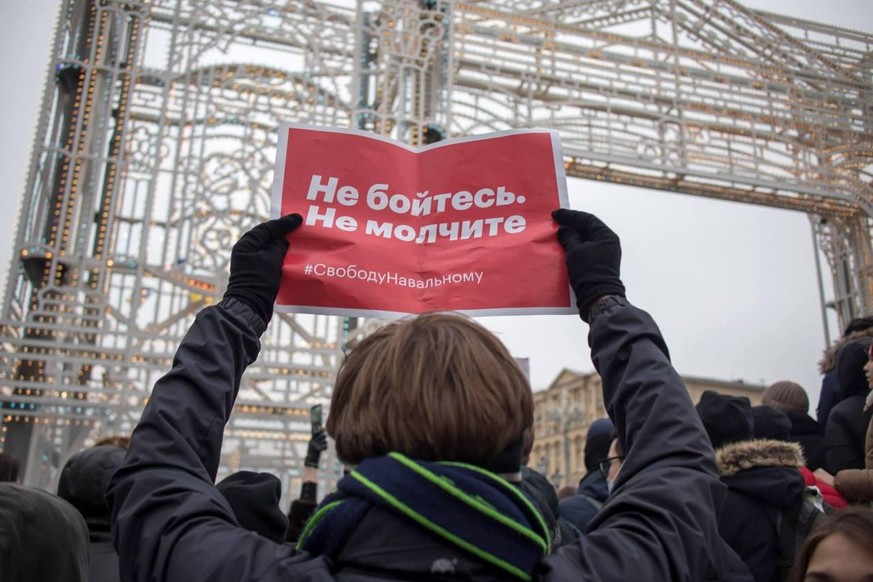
107;209;729;581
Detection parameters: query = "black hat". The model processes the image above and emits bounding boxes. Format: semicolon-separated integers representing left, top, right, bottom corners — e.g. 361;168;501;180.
216;471;288;543
584;418;614;473
752;405;792;441
695;390;753;450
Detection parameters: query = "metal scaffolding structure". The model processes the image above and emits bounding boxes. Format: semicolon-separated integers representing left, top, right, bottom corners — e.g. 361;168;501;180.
1;0;871;491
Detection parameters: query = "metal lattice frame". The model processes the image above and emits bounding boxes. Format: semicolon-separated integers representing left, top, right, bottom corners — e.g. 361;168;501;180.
0;0;871;490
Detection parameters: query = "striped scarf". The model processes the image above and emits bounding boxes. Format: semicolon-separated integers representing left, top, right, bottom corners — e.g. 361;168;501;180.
298;452;550;581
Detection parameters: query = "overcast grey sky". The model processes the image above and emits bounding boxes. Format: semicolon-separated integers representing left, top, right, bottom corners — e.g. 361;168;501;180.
0;1;871;406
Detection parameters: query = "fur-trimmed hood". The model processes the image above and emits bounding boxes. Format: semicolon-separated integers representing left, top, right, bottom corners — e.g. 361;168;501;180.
819;327;873;373
717;440;806;509
716;439;805;477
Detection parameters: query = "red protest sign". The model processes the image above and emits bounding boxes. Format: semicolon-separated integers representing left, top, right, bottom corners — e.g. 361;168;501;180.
271;125;574;317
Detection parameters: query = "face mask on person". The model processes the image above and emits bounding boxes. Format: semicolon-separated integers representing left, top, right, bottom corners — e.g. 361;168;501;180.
607;478;615;496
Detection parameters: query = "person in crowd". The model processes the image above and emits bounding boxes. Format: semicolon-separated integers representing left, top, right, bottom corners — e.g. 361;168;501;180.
558;417;613;533
817;317;873;426
217;471;289;543
789;506;873;582
829;342;873;502
762;381;826;470
0;452;20;482
825;337;873;474
697;391;817;582
57;440;128;582
285;427;327;543
107;210;732;581
0;482;90;581
752;405;846;510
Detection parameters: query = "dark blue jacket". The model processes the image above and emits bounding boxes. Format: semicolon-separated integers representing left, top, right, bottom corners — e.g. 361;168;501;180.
108;298;734;581
558;470;608;533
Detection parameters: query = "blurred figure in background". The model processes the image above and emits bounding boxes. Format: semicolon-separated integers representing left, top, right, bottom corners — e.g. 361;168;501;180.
0;482;90;582
0;452;20;483
817;317;873;427
762;381;825;471
697;391;820;582
825;337;873;474
58;439;129;582
558;417;613;534
830;341;873;503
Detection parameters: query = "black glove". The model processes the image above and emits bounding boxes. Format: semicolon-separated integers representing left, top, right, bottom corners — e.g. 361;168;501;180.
224;214;303;324
552;209;626;322
304;428;328;468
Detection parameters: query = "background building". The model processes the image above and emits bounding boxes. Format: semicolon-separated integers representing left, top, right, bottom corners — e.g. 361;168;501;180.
530;369;765;488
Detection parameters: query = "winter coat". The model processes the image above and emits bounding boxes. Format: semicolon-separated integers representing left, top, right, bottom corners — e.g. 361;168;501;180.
825;397;873;474
825;337;873;473
833;399;873;501
558;470;608;534
817;327;873;425
0;483;90;582
785;412;825;471
58;444;127;582
716;439;806;582
107;298;732;582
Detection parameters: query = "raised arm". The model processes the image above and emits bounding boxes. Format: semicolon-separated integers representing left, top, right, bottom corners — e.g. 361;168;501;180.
107;215;331;582
542;210;725;582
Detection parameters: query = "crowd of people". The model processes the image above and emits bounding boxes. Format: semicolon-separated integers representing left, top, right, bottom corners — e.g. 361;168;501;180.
2;210;873;581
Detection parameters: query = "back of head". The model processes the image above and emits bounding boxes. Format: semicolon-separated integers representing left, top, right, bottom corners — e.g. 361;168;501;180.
57;444;127;533
752;405;792;441
0;483;89;582
216;471;288;543
327;312;532;472
584;418;614;473
0;453;20;483
695;390;753;450
835;337;873;400
762;381;809;415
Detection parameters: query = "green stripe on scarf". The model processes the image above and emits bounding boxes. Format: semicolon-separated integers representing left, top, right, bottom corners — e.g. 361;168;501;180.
350;470;533;581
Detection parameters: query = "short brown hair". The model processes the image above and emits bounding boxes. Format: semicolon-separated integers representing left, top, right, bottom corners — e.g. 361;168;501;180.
327;312;532;467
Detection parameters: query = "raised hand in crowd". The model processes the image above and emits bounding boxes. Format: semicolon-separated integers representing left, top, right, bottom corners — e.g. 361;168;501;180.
305;428;328;469
224;213;303;324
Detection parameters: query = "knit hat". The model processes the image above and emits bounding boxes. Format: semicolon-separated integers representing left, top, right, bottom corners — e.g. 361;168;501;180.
216;471;289;543
752;405;792;441
584;418;614;473
762;381;809;414
695;390;753;450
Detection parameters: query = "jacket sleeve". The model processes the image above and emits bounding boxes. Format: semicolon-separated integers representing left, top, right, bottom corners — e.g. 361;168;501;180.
106;299;332;582
834;413;873;501
542;301;727;582
825;406;864;474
